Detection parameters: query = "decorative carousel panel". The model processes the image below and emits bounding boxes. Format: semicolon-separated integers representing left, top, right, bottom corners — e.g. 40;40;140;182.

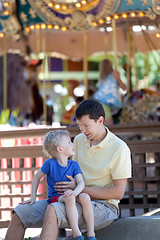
0;0;160;37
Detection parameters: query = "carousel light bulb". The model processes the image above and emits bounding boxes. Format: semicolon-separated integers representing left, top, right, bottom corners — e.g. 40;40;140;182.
106;27;113;32
92;22;97;27
3;2;9;7
25;27;30;32
61;26;67;31
139;12;144;17
41;24;46;29
156;33;160;38
114;14;119;19
54;25;59;30
98;19;104;24
0;33;4;38
30;25;35;30
106;16;111;21
122;13;127;18
130;12;136;17
48;2;53;7
47;24;52;29
55;4;60;9
81;0;87;5
62;5;67;10
35;24;40;29
4;10;9;15
75;2;81;8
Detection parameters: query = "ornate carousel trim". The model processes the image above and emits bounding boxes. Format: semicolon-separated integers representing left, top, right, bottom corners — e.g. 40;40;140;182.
152;0;160;15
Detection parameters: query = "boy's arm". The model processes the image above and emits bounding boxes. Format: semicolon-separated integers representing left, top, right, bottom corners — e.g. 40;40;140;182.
63;173;84;197
19;169;45;205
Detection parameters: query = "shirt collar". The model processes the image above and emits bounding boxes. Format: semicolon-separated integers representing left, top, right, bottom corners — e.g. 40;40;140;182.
85;126;110;148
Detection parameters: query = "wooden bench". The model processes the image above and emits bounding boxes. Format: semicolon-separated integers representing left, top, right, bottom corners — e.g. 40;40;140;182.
0;123;160;238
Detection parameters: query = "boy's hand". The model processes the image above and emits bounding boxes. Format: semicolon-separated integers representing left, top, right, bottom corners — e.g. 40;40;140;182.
63;189;76;197
54;175;76;194
19;198;36;205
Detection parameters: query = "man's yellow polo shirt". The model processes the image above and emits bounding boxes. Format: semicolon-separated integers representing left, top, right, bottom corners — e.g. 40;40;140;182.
73;127;131;209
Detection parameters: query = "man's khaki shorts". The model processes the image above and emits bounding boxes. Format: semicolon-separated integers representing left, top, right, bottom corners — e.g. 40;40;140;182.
14;199;119;230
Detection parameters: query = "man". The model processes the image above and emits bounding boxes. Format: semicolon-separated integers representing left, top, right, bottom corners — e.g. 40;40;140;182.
5;98;131;240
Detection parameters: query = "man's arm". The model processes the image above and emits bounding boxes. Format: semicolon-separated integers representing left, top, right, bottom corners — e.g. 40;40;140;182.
55;178;127;200
83;179;127;200
54;175;76;194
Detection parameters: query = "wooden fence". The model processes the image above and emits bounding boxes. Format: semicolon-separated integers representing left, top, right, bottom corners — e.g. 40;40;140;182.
0;122;160;226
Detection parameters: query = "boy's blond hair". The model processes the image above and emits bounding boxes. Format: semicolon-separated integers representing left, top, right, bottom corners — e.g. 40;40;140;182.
43;130;70;158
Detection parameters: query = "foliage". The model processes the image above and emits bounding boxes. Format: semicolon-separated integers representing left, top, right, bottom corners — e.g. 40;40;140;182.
88;50;160;89
0;108;19;125
0;109;10;124
11;108;19;118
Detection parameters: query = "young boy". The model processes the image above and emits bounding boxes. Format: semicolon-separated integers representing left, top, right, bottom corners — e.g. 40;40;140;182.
20;130;97;240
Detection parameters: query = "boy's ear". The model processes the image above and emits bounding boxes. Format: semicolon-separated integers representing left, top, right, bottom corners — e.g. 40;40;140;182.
57;146;62;152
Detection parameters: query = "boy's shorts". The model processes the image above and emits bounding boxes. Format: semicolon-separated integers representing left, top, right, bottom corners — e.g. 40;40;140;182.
14;199;119;230
48;196;60;204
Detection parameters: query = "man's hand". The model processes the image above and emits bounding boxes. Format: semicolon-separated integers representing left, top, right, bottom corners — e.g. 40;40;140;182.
54;175;76;194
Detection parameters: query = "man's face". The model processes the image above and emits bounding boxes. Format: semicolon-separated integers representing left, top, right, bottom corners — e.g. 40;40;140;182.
77;115;103;141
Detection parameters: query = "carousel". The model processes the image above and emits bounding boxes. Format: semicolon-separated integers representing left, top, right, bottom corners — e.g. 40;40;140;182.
0;0;160;125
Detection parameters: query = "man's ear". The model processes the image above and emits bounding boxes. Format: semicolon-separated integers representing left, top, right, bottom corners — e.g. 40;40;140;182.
57;146;62;152
99;116;104;124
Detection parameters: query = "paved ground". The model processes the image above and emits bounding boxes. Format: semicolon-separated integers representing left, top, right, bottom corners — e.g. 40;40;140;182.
0;228;73;240
0;228;41;240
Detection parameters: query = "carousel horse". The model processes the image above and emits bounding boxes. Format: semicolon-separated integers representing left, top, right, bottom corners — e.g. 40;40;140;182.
0;53;44;123
22;58;44;122
119;88;160;124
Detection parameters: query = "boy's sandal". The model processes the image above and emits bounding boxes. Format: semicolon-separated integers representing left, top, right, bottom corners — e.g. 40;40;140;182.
86;237;97;240
73;236;84;240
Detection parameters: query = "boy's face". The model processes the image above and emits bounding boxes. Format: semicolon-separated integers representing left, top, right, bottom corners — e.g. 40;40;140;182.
77;114;104;141
58;135;75;157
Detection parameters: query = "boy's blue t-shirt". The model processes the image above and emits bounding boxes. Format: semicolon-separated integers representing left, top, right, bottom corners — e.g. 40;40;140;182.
41;159;82;198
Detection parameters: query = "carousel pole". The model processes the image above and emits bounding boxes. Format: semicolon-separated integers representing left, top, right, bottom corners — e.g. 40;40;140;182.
112;18;123;104
63;59;69;106
127;26;132;93
158;24;160;91
104;30;108;58
112;19;118;71
159;24;160;51
3;36;7;110
131;30;138;90
83;31;88;99
36;28;41;92
42;29;47;124
36;28;41;57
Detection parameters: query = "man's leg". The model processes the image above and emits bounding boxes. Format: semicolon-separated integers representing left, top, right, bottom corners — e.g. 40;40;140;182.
39;204;59;240
5;213;25;240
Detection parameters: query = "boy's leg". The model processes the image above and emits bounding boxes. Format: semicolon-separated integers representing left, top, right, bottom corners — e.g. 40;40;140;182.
59;196;82;238
77;193;95;237
5;213;25;240
39;204;59;240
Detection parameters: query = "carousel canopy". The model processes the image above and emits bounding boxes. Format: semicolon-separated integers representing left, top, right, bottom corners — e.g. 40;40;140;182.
0;0;160;35
0;0;160;57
